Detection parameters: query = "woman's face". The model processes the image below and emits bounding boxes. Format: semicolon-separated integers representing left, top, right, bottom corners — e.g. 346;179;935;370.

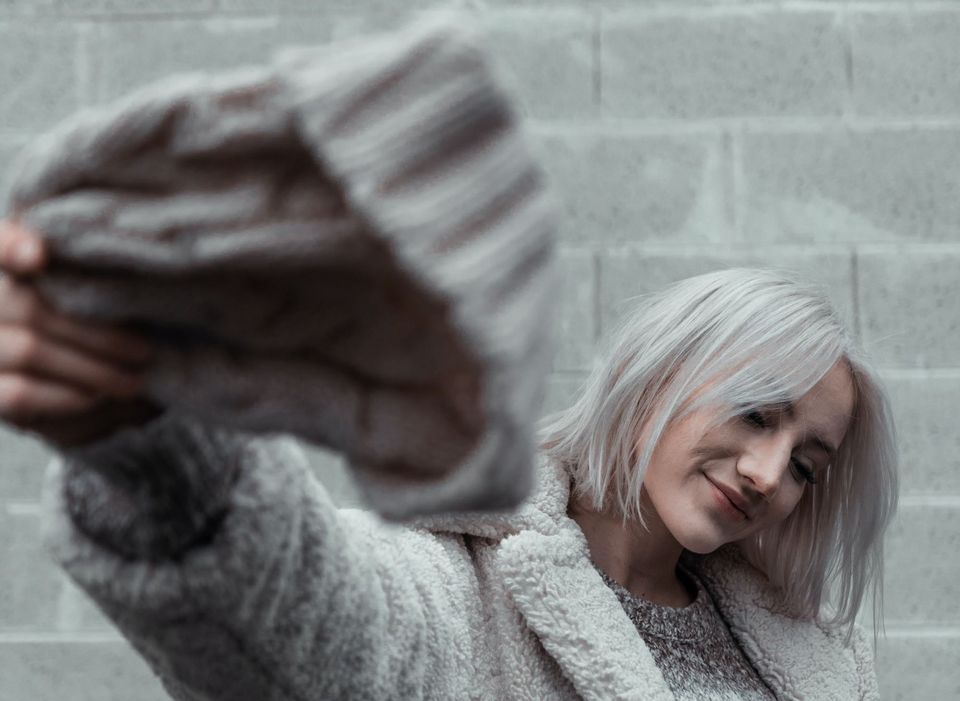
640;361;856;554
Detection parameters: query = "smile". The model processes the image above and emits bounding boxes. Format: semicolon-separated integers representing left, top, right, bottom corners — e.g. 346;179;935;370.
705;476;749;521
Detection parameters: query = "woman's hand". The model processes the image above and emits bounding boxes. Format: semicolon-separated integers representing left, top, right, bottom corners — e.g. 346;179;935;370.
0;219;162;449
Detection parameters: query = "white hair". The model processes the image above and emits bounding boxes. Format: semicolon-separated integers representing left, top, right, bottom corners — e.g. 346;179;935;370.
537;267;898;642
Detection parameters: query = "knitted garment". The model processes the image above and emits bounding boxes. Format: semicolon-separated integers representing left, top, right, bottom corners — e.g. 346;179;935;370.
4;16;560;519
597;565;778;701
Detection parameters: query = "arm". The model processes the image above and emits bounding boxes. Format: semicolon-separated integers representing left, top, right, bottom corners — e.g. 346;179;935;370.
44;413;477;701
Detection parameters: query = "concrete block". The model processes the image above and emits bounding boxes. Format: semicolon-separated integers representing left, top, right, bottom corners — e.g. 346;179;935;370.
90;15;338;104
883;504;960;624
0;0;53;15
852;10;960;117
602;11;846;118
875;634;960;701
214;1;466;43
59;579;116;632
0;137;29;213
540;373;589;421
480;11;595;119
554;248;597;372
0;425;54;501
68;0;215;13
531;131;729;245
858;250;960;368
881;373;960;496
0;507;64;630
0;22;82;134
598;248;855;342
0;0;215;13
742;129;960;243
0;640;170;701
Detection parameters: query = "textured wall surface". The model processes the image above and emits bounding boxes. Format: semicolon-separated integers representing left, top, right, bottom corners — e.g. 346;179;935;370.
0;1;957;699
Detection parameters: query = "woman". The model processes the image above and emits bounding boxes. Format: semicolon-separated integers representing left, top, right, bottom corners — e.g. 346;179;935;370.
0;222;896;700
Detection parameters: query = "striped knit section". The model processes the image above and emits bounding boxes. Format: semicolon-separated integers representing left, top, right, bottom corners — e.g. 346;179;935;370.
5;16;559;518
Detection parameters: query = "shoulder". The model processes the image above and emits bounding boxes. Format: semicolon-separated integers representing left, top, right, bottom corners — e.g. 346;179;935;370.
689;547;879;699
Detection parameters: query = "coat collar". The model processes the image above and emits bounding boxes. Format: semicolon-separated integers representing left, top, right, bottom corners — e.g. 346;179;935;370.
416;455;868;700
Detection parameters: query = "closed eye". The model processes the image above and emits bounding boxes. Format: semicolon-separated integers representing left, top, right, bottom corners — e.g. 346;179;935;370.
741;410;769;429
791;459;818;485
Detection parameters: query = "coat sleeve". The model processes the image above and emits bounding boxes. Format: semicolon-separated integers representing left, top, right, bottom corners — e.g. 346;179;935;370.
41;412;482;701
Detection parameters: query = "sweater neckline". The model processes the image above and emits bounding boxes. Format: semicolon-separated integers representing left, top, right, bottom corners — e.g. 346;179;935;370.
595;563;716;642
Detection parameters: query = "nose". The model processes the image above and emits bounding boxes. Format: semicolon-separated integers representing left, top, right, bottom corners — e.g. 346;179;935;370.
736;435;793;500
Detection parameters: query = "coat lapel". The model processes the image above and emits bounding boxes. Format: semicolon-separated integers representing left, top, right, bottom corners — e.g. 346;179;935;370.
495;524;675;701
689;547;867;701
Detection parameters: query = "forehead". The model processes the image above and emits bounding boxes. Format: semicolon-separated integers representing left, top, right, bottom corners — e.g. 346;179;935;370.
789;362;856;447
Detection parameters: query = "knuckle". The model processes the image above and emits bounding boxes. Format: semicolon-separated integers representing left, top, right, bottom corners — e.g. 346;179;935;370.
0;376;32;415
17;293;45;326
9;329;41;366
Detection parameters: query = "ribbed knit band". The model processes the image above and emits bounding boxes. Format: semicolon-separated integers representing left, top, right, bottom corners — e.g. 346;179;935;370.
6;16;559;517
61;413;246;561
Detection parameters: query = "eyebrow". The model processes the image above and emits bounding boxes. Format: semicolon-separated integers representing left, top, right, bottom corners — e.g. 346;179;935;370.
777;400;840;460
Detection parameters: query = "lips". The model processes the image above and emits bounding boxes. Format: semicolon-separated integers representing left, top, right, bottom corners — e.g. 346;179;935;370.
706;476;754;520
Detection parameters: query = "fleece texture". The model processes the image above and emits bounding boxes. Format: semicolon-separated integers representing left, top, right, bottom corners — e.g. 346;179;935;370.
43;417;880;701
4;15;560;519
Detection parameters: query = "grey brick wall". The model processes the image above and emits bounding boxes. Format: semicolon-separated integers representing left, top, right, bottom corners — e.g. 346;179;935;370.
1;1;957;699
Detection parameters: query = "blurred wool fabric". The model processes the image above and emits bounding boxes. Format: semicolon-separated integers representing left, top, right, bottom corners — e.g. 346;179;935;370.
4;16;561;519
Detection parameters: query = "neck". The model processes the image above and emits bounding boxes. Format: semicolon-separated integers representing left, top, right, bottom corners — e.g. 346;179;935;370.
568;484;693;607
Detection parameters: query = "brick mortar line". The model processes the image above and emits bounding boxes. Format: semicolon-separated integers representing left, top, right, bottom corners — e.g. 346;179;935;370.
897;496;960;507
0;9;220;22
5;501;41;515
0;632;122;643
851;249;862;344
840;3;857;120
551;369;590;379
530;119;960;137
877;368;960;379
591;251;602;344
725;128;742;239
591;243;960;256
881;626;960;638
592;8;601;112
10;488;960;512
76;22;94;109
8;118;960;143
600;2;960;19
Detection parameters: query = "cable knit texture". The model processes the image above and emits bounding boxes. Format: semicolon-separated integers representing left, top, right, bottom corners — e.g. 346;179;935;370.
6;15;560;519
42;429;880;700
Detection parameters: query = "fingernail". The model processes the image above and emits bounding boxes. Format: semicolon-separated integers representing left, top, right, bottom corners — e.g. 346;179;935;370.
14;238;39;267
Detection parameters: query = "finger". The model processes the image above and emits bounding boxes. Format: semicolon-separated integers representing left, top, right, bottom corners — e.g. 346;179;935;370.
0;277;154;366
20;397;164;449
0;326;148;398
37;312;155;368
0;221;46;275
0;373;101;423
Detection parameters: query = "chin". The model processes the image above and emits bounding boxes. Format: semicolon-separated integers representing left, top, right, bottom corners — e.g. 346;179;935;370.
679;537;723;555
674;522;731;555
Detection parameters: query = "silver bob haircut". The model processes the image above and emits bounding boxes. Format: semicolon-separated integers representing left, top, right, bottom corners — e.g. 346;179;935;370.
537;267;899;639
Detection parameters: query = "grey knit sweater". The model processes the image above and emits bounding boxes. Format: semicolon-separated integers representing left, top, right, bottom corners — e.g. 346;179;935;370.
597;565;779;701
4;16;560;519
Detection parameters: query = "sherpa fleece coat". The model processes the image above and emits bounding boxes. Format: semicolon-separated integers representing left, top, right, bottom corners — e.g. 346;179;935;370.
42;414;880;701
